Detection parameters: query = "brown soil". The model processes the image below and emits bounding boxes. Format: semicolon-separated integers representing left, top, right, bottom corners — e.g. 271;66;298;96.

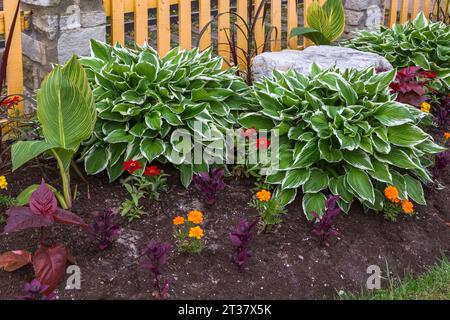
0;161;449;300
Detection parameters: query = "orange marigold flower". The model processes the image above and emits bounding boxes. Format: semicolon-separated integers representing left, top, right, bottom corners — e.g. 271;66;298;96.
188;226;204;239
384;185;399;202
445;132;450;141
173;216;185;225
402;200;414;214
256;189;271;202
187;210;203;224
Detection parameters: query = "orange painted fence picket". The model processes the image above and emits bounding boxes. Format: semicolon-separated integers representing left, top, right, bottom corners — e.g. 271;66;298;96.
1;0;27;113
385;0;438;26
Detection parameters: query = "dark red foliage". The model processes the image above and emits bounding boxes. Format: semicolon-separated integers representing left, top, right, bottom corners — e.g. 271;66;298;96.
310;195;341;247
18;279;56;300
88;208;120;250
193;168;225;205
229;219;258;269
143;240;172;299
33;244;68;295
432;151;450;180
389;66;436;106
432;95;450;129
3;179;87;234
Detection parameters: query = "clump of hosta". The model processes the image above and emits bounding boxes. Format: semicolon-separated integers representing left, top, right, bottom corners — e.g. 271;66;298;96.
239;65;446;219
342;12;450;89
79;40;251;186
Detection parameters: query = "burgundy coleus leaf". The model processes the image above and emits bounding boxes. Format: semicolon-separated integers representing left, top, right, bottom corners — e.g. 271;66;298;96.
33;244;68;295
53;209;88;229
30;180;58;217
3;207;53;234
0;250;32;272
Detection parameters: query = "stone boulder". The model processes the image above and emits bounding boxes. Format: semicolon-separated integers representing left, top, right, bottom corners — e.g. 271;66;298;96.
252;45;392;80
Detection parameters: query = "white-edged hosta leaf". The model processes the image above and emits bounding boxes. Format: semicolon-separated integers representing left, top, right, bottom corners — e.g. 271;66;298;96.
346;167;375;204
388;124;429;147
404;174;426;205
342;149;374;170
302;168;329;193
302;192;327;220
274;188;297;207
281;169;310;189
85;146;110;175
140;139;166;162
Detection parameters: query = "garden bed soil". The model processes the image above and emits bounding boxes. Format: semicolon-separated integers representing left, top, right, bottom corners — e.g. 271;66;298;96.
0;162;449;300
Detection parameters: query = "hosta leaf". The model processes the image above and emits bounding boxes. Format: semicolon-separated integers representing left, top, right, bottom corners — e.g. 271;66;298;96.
140;139;165;162
318;139;343;163
145;111;162;130
346;168;375;204
336;78;358;105
292;139;320;168
373;103;414;126
238;113;276;130
104;129;134;144
303;169;329;193
375;147;418;169
274;188;297;206
404;174;426;205
281;169;310;189
342;149;374;170
363;189;384;211
329;175;353;203
179;164;193;188
85;146;110;175
266;171;286;184
391;170;407;200
302;192;327;220
367;159;392;183
388;124;429;147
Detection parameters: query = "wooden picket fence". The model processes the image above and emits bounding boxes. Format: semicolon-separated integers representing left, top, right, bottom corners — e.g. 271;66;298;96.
0;0;28;113
103;0;439;60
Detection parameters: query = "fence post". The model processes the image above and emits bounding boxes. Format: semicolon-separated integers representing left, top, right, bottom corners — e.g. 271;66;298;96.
4;0;24;113
20;0;106;108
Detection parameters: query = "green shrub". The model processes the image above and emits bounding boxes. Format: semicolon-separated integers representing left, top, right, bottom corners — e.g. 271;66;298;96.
239;66;446;219
342;13;450;89
79;41;251;186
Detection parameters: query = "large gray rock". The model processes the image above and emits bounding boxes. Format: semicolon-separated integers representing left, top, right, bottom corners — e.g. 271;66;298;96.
252;46;392;80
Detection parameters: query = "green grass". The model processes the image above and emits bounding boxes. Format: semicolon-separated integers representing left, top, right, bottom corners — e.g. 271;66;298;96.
340;257;450;300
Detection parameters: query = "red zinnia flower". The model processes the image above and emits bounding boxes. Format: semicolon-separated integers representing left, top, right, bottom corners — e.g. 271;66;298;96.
241;128;257;139
123;160;142;174
144;165;160;177
1;96;20;109
256;138;271;150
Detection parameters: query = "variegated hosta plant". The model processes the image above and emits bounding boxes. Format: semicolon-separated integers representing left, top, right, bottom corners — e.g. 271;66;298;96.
239;66;446;219
342;12;450;89
79;40;250;186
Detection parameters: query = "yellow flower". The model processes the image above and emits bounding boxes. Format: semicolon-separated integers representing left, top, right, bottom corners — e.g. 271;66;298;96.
173;216;185;225
384;186;399;203
256;189;271;202
0;176;7;190
402;200;414;215
445;132;450;141
187;210;203;224
420;102;431;113
189;226;204;239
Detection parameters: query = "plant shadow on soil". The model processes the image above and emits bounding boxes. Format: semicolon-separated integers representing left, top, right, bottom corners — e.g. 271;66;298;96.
0;161;449;300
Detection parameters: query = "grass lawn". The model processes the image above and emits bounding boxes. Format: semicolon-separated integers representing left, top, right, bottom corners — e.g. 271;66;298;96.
341;258;450;300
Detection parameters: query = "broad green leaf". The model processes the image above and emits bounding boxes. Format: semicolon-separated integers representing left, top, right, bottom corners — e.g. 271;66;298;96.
292;139;320;168
145;111;162;130
303;168;329;193
342;149;374;171
104;129;134;144
274;188;297;206
85;146;110;175
302;192;327;220
391;170;407;200
238;113;276;130
281;169;310;189
373;103;414;126
346;167;375;204
318;139;343;162
404;174;426;205
11;141;55;171
388;124;429;147
140;139;166;162
179;164;193;188
375;148;418;169
367;159;392;183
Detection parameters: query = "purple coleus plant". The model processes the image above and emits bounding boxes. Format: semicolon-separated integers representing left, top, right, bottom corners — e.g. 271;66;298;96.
310;195;341;247
431;151;450;180
389;66;437;106
229;219;258;269
143;240;172;299
193;168;225;205
18;279;56;300
88;208;120;250
0;179;87;295
432;95;450;129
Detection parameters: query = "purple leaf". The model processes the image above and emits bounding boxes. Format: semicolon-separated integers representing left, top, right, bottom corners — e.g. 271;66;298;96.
143;239;172;299
3;207;53;234
53;209;88;229
29;180;57;217
193;168;225;206
88;209;120;251
229;219;258;269
311;195;341;246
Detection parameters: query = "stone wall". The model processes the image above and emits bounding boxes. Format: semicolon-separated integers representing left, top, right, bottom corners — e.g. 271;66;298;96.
343;0;384;37
21;0;106;109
